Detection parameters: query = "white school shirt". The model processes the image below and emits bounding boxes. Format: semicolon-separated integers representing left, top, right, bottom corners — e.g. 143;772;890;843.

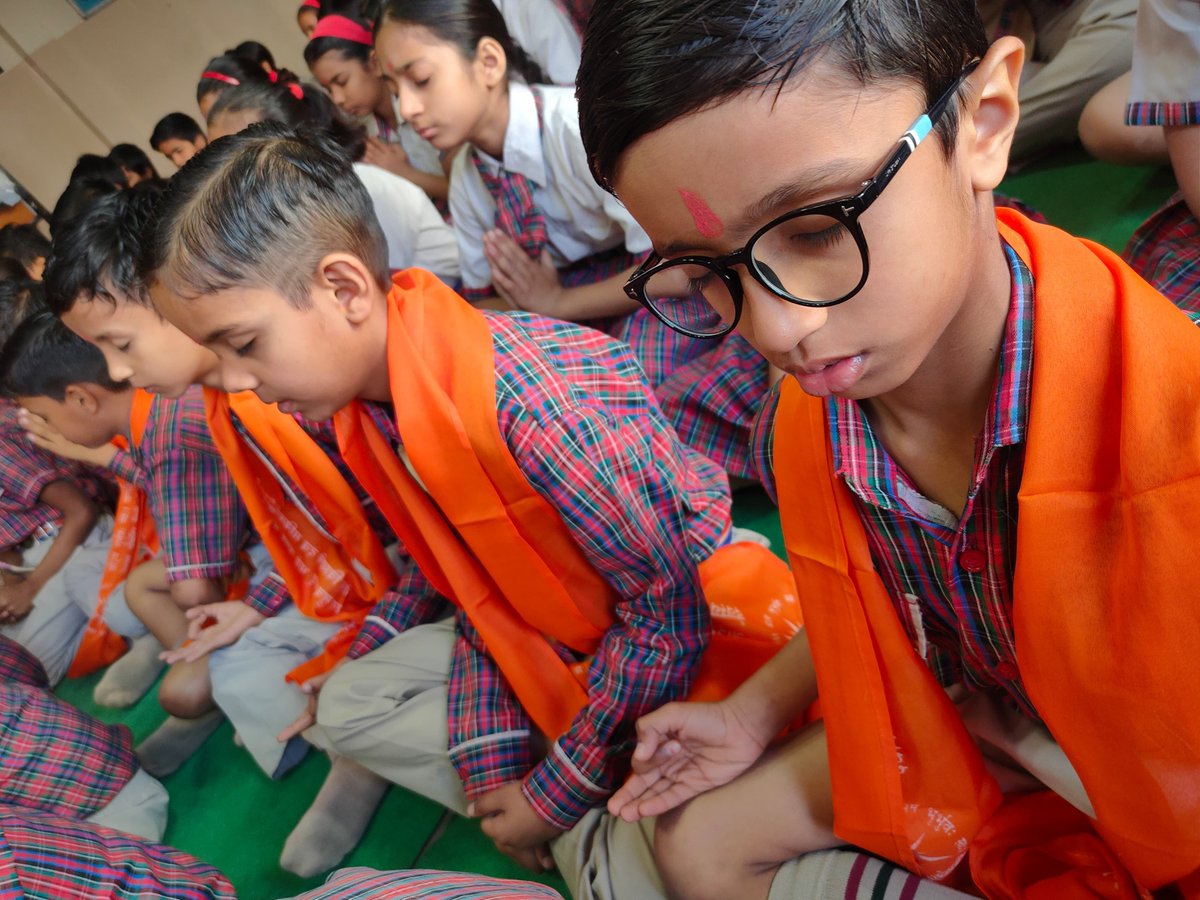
368;107;447;179
449;82;651;295
353;162;461;283
494;0;582;86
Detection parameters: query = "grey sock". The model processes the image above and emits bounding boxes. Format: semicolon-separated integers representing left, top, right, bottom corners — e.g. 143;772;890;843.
93;634;165;708
279;756;389;878
135;710;223;778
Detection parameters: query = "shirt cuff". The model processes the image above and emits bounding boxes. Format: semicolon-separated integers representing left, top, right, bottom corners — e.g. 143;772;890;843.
243;573;289;618
346;615;401;660
449;729;534;802
107;450;143;487
521;741;611;830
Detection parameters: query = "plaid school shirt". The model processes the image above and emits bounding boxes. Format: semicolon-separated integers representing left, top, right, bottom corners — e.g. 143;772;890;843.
753;243;1200;719
0;804;234;899
434;312;731;830
233;409;451;653
0;402;115;551
135;388;248;585
288;866;564;900
0;635;138;818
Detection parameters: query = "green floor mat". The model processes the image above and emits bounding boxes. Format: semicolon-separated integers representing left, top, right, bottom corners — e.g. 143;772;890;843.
51;143;1178;899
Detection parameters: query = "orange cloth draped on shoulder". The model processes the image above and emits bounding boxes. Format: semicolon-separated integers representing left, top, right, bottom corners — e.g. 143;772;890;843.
772;209;1200;896
204;389;397;685
333;268;801;740
67;389;160;678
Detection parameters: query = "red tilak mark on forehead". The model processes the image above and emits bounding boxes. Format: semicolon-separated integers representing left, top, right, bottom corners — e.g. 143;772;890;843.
678;189;724;239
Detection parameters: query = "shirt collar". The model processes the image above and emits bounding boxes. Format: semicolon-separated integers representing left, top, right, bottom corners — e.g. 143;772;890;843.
474;81;548;187
829;240;1034;511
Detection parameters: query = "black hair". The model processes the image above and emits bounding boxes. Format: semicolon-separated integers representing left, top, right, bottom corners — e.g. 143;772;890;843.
304;11;374;68
576;0;989;191
67;154;128;190
0;279;46;346
150;113;206;150
44;183;165;316
143;122;388;309
209;81;368;161
108;143;159;181
0;225;51;271
0;258;29;282
0;309;128;400
376;0;548;85
231;40;277;73
196;54;274;107
51;178;122;237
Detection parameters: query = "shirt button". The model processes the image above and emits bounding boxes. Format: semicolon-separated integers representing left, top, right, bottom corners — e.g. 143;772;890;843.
958;547;987;573
994;661;1019;680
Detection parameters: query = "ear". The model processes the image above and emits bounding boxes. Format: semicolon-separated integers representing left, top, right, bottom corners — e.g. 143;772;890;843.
314;253;379;327
474;36;508;89
63;383;101;415
368;49;384;78
961;36;1024;192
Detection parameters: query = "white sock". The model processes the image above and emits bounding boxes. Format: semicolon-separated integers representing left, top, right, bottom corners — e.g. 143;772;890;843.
135;710;223;778
93;634;165;708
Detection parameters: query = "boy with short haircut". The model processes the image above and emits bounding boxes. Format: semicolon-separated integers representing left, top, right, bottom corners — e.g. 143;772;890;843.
0;633;168;841
50;187;452;876
569;0;1200;897
0;224;51;281
149;113;208;170
142;123;799;887
0;310;250;772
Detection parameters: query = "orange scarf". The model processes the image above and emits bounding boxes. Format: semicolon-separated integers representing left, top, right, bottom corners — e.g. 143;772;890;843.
67;390;159;678
773;209;1200;896
333;268;800;739
204;390;397;684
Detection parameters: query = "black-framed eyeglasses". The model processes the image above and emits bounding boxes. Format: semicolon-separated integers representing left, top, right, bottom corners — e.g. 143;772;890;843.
624;61;981;339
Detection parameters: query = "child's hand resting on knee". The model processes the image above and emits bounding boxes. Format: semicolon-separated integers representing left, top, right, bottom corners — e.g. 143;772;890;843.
160;601;264;664
470;781;560;872
607;697;772;823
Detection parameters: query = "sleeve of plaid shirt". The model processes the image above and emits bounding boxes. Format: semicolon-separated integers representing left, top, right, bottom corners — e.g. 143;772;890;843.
0;431;67;550
106;447;144;488
140;391;248;585
346;553;451;659
456;315;719;830
242;570;291;618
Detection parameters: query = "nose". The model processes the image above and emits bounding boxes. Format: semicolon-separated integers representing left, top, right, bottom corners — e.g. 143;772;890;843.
218;361;260;395
103;352;134;384
330;85;346;107
395;82;422;122
737;275;829;358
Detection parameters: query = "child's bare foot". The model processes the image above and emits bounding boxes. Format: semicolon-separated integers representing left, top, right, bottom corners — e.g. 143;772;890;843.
93;634;165;708
135;710;223;777
279;756;388;877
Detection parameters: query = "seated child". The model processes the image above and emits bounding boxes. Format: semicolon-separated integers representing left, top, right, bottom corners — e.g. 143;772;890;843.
195;53;278;121
374;0;770;480
0;311;250;774
205;80;461;285
143;122;801;889
1120;0;1199;312
107;143;159;187
304;12;452;206
0;224;50;281
0;802;234;899
149;113;208;170
52;186;450;877
297;0;321;38
576;0;1200;897
0;633;168;841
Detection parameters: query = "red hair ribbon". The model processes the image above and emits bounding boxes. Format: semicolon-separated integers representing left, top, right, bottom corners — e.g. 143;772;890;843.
269;70;279;83
288;83;304;100
201;71;240;86
299;0;320;8
309;14;373;46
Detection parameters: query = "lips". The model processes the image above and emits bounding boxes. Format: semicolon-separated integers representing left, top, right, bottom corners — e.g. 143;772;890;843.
791;354;866;397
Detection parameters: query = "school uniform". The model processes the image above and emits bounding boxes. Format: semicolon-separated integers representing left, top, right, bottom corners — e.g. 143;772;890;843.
0;635;168;842
352;162;460;284
0;804;234;899
0;402;131;685
284;866;564;900
305;272;799;854
452;81;769;478
494;0;582;85
764;211;1200;894
203;394;449;781
1121;0;1199;309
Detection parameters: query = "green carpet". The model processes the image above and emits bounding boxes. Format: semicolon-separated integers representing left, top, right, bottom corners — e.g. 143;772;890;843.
53;145;1176;899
